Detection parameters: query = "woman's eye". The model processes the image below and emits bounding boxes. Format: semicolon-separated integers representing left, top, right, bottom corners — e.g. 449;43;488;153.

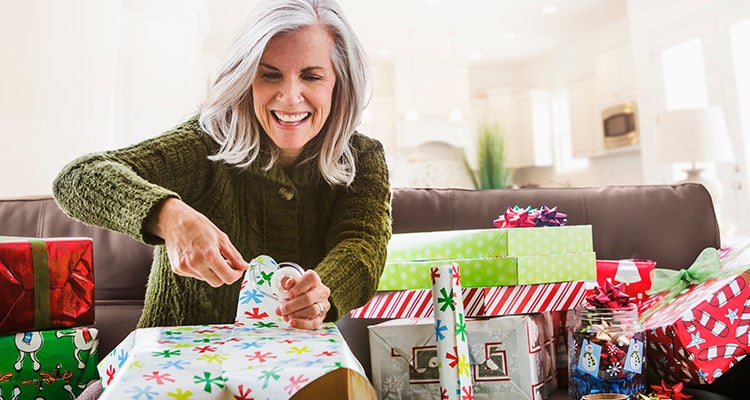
302;75;322;81
261;72;281;80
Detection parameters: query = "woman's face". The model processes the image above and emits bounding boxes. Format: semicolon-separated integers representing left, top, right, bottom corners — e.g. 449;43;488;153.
252;25;337;166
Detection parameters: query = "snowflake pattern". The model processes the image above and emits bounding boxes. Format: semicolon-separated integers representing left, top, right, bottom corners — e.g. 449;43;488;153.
606;362;623;377
98;261;368;399
383;374;404;396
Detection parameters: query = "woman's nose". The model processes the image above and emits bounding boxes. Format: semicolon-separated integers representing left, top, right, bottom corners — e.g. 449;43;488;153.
277;79;303;105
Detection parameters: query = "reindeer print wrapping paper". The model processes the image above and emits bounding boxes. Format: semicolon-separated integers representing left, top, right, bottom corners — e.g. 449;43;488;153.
97;255;370;400
640;246;750;385
0;327;99;399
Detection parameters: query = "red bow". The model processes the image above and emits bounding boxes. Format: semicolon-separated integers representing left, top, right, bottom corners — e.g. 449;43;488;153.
586;280;632;309
651;380;692;400
493;206;537;228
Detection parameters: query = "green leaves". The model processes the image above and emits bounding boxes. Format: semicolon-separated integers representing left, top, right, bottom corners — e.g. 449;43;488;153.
476;121;511;189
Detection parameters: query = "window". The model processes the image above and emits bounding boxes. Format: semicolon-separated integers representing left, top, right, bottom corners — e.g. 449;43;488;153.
660;38;709;109
660;37;711;180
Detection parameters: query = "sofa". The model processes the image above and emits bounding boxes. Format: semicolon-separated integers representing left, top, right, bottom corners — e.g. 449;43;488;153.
0;183;744;399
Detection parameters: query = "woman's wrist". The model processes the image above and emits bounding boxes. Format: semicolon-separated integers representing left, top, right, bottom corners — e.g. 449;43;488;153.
145;197;184;239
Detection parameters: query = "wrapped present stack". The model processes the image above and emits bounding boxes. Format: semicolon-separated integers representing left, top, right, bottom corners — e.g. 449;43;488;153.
364;205;596;399
0;237;99;399
354;205;595;319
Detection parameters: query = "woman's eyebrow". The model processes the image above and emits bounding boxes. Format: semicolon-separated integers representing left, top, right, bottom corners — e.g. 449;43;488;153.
258;63;326;73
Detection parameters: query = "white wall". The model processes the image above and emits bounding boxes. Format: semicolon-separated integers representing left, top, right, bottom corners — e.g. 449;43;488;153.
1;1;121;196
0;0;251;197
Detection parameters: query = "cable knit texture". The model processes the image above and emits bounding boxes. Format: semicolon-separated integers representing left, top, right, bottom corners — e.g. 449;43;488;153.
52;117;392;326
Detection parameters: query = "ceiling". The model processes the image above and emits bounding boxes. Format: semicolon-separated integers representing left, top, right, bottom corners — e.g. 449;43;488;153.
208;0;629;67
337;0;629;66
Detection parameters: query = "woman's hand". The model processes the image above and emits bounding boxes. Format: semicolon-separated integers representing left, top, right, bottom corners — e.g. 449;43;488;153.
275;270;331;329
146;198;246;287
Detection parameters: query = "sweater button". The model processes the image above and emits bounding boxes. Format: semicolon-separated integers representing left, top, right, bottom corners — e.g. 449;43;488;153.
278;187;294;201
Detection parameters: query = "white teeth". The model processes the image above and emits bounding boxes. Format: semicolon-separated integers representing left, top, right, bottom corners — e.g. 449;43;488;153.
273;111;309;123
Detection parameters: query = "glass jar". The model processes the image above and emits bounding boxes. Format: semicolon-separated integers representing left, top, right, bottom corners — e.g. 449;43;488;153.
568;305;646;400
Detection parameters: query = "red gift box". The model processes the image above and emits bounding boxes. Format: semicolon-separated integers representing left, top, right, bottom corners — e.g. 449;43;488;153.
640;247;750;385
0;237;94;334
596;259;655;303
350;280;588;318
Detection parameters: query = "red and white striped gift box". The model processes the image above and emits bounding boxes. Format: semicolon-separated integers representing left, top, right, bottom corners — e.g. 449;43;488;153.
350;280;588;319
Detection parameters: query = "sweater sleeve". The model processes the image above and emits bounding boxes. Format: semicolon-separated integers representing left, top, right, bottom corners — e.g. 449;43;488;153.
315;136;392;320
52;118;217;244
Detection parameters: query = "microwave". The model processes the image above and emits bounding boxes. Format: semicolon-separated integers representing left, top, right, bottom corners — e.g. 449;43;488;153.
602;101;638;149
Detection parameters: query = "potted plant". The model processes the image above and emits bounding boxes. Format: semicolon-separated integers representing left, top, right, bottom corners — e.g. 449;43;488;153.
466;121;513;189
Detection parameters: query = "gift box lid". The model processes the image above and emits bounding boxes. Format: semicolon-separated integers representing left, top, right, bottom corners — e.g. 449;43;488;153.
387;225;593;261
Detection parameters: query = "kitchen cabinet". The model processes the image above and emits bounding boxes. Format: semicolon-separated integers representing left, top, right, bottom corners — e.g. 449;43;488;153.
569;78;605;158
487;88;553;168
595;44;636;106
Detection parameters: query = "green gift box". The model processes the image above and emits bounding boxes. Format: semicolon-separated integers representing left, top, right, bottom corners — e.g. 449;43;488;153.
387;225;593;261
377;252;597;290
0;327;99;399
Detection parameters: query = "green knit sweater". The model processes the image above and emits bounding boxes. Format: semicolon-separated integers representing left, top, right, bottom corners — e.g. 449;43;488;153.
52;117;392;326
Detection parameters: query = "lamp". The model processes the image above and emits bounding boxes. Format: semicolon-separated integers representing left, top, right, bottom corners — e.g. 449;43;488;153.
657;106;734;223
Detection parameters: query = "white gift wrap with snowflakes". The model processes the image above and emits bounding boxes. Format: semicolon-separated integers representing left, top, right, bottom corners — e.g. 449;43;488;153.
369;313;558;400
97;255;367;400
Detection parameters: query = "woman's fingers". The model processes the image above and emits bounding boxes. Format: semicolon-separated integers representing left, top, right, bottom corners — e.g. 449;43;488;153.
157;199;246;286
275;270;331;329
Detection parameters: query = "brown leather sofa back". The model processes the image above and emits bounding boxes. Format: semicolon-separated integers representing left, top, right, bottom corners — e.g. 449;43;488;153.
0;183;720;369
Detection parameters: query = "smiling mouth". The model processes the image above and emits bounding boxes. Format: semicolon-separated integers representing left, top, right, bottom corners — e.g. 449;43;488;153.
272;111;310;125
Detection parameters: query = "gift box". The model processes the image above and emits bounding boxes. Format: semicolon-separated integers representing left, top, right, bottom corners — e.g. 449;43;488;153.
352;280;589;319
378;253;596;291
99;255;374;399
0;237;94;334
99;323;370;400
596;259;656;303
640;246;750;385
387;226;593;261
369;314;557;400
0;326;99;399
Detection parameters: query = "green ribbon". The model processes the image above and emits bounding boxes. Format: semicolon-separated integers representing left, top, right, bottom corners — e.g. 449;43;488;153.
639;245;750;323
1;237;51;329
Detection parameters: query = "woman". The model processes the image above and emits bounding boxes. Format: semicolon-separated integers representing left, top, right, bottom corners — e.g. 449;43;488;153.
53;0;391;334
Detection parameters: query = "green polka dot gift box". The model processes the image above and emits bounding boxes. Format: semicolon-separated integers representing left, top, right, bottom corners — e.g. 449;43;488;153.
378;226;596;290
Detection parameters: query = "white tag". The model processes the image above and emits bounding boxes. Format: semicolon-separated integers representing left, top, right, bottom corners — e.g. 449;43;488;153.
614;260;642;284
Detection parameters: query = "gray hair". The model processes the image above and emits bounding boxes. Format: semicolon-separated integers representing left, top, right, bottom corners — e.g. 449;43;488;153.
199;0;371;186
